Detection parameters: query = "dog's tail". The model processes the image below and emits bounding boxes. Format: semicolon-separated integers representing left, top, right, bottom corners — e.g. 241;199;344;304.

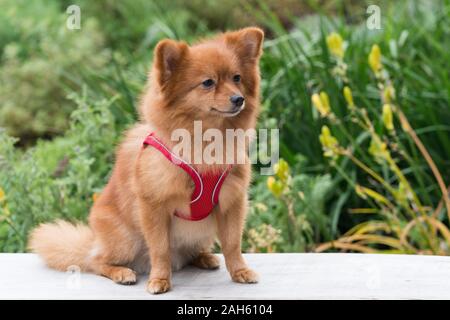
28;220;94;272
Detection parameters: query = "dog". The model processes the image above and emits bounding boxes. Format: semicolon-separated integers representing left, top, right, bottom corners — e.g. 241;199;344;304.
29;27;264;294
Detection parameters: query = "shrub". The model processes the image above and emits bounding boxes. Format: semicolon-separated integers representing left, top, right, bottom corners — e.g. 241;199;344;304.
0;0;110;142
0;91;119;252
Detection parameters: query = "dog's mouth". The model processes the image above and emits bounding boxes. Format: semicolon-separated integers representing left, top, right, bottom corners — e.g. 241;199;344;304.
210;103;245;117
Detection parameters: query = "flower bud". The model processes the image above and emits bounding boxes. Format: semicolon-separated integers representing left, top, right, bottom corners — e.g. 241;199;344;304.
343;86;354;108
369;44;382;74
274;159;289;182
319;126;340;158
326;32;344;58
312;92;331;117
382;104;394;131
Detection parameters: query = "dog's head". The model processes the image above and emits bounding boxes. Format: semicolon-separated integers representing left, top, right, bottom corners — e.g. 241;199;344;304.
142;27;264;130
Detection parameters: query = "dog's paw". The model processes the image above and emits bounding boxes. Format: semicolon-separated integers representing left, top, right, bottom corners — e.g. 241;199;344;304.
111;268;137;285
192;253;220;270
147;278;171;294
231;268;259;284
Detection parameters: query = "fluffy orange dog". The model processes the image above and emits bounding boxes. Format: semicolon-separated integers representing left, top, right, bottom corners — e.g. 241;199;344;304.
29;27;264;294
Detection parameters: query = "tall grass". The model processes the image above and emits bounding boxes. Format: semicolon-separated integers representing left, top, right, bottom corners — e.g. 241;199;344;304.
250;0;449;238
251;0;450;253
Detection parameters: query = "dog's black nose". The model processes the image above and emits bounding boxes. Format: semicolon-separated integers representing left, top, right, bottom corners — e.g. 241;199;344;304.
230;95;245;107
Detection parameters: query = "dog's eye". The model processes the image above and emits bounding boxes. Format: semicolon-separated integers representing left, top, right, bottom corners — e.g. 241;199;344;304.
233;74;241;83
202;79;215;88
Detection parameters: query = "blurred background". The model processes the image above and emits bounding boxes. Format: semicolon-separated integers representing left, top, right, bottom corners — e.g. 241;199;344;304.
0;0;449;255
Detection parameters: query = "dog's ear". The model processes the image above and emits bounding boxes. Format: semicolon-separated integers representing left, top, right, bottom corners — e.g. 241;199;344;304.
154;39;188;85
225;27;264;62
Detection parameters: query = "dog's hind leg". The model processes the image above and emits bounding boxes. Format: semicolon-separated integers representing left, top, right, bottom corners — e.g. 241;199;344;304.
191;252;220;270
87;204;142;285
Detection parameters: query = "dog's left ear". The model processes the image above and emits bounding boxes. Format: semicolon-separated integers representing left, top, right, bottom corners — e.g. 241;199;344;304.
226;27;264;62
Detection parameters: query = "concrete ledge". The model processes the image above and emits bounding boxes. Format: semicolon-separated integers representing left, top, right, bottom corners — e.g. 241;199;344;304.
1;253;450;299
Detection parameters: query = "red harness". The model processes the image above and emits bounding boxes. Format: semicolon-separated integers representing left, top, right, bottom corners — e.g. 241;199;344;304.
143;132;231;221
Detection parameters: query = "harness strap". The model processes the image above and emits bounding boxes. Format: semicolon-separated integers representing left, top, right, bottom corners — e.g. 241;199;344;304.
142;132;232;221
143;133;203;203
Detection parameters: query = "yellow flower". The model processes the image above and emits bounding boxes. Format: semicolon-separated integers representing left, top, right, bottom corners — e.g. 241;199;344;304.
326;32;344;58
368;44;382;74
274;159;289;182
369;135;389;162
267;177;283;197
0;188;5;203
312;94;326;117
267;176;275;189
383;85;395;103
343;86;354;108
320;91;330;110
319;125;340;158
382;104;394;131
311;92;331;117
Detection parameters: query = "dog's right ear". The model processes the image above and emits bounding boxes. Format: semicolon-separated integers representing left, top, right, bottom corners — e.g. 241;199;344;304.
154;39;188;86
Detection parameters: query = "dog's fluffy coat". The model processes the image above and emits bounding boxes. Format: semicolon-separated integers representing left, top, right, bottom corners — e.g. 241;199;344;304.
29;27;264;294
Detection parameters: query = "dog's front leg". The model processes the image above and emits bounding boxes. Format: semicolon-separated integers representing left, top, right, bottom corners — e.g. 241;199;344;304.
216;195;259;284
138;197;172;294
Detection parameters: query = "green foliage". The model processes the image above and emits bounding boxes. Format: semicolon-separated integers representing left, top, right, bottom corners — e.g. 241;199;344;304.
0;92;119;251
0;0;449;254
72;0;209;56
0;0;110;142
247;158;335;252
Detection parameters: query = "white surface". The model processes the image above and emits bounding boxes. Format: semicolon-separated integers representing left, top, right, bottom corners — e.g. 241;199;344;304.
0;253;450;299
